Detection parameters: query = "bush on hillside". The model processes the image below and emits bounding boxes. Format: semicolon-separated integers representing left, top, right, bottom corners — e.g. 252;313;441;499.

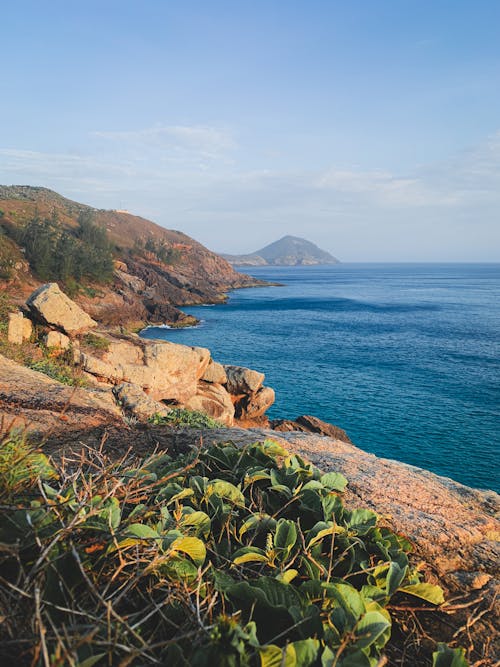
0;434;466;666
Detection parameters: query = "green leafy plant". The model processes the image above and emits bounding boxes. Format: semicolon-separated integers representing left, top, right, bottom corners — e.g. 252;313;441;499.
0;437;460;666
82;332;110;351
150;407;226;429
27;357;86;386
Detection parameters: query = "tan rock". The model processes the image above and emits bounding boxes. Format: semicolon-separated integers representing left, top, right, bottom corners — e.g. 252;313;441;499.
235;385;275;421
143;342;210;402
0;352;120;435
22;316;32;341
7;312;25;345
77;337;212;404
224;365;265;394
45;331;70;349
202;360;227;384
113;383;170;421
115;269;146;293
26;283;97;336
185;381;235;426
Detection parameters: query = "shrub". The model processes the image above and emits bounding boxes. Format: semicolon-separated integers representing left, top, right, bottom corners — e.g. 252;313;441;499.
83;332;110;351
0;438;464;666
150;408;225;429
27;358;85;386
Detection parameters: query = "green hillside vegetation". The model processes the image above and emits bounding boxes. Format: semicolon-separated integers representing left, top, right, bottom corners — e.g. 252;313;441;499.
0;432;467;666
1;208;114;286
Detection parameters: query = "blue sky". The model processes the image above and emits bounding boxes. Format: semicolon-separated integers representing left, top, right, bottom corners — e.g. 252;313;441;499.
1;0;499;260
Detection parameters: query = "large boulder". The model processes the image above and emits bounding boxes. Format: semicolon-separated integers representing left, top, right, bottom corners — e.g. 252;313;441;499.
185;382;235;426
234;385;275;422
77;337;211;404
224;365;264;394
26;283;97;336
202;360;227;384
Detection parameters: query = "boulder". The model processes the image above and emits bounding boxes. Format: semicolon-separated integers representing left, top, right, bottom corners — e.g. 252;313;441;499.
113;383;170;421
143;343;210;402
45;331;70;350
77;337;211;404
202;360;227;384
185;382;235;426
26;283;97;336
270;415;352;443
234;385;275;421
7;312;31;345
224;365;265;394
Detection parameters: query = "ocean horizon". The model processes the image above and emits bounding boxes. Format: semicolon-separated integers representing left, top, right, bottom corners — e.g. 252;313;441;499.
141;263;500;493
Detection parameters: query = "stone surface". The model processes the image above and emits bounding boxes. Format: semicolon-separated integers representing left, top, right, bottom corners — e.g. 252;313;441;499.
45;330;70;349
113;383;170;420
26;283;97;336
224;365;265;394
0;353;120;435
271;414;352;443
22;316;32;341
7;312;25;345
185;381;235;426
202;360;227;384
77;337;212;404
235;385;275;421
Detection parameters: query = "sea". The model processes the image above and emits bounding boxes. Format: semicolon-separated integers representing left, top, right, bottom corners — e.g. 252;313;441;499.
141;264;500;493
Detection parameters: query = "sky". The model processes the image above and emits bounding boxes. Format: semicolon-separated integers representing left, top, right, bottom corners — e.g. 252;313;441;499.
1;0;499;261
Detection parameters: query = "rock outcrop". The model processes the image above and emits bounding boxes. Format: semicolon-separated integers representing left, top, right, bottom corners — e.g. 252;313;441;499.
271;414;352;443
0;354;121;435
26;283;97;336
77;335;274;426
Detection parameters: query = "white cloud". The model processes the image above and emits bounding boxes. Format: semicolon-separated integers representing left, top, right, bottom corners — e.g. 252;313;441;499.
0;129;498;260
91;124;237;161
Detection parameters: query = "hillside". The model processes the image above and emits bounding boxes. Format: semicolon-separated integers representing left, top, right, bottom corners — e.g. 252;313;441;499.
0;185;265;326
222;235;339;266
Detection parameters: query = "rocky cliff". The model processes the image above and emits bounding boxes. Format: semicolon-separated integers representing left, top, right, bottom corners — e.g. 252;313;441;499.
0;185;266;326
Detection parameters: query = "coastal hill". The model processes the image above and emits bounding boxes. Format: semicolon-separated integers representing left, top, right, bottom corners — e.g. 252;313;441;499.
222;234;340;266
0;185;265;326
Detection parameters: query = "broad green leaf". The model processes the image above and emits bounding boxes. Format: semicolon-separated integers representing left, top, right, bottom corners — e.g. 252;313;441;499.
399;583;445;605
260;644;296;667
274;519;298;552
126;523;160;540
170;536;206;566
321;472;348;492
179;511;211;537
293;639;320;666
432;643;469;667
239;513;276;538
167;488;195;504
260;439;288;458
278;569;299;584
233;551;269;565
207;479;245;505
353;611;391;649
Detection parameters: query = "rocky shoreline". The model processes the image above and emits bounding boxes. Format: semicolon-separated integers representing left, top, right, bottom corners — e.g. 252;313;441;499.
1;282;499;664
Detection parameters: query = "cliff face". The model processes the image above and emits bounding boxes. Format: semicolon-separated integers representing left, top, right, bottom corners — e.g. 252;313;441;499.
0;185;265;326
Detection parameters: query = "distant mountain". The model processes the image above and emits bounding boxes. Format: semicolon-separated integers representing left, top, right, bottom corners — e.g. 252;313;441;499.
222;235;339;266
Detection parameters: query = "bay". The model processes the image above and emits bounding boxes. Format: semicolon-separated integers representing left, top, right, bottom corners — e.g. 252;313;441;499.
141;263;500;492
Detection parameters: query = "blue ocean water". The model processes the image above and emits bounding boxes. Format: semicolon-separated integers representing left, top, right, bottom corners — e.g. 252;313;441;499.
141;264;500;492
